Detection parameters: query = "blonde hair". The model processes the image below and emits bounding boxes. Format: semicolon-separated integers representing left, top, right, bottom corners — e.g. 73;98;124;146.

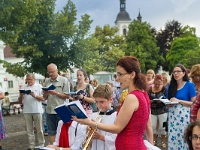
106;81;114;87
93;84;112;100
162;72;171;83
147;69;155;78
190;64;200;83
93;79;98;87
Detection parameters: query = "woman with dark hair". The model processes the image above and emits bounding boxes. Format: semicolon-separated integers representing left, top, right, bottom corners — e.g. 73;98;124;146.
72;56;154;149
167;64;196;149
148;74;167;148
184;120;200;150
74;69;95;117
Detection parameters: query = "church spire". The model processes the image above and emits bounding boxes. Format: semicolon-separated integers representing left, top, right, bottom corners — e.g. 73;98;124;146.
137;8;142;22
120;0;126;11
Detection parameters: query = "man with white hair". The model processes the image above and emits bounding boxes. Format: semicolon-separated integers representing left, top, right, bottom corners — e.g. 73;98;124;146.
18;73;45;150
43;63;70;145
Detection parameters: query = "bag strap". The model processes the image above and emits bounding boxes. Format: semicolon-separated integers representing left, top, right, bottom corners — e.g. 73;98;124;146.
74;86;77;92
74;84;90;96
86;84;90;97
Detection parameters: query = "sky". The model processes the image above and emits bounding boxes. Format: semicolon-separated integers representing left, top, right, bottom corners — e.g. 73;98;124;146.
55;0;200;37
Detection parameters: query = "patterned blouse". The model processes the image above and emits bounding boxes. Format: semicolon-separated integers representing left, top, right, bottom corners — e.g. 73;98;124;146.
148;86;168;115
74;88;92;111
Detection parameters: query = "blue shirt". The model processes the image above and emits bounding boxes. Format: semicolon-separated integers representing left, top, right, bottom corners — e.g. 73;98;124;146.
167;81;196;101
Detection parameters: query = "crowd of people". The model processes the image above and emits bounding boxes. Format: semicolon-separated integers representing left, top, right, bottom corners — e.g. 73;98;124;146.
0;56;200;150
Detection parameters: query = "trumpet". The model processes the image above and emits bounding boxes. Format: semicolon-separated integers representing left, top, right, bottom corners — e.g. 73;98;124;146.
81;111;103;150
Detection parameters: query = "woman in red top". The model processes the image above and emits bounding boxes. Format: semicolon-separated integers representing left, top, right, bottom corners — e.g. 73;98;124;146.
72;56;153;150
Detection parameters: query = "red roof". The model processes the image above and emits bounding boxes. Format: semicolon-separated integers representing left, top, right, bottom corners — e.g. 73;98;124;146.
4;45;16;58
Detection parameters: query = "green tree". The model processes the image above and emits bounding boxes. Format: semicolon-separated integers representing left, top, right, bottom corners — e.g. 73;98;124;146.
74;36;102;75
124;20;162;72
181;48;200;69
156;20;182;71
180;25;197;38
90;25;125;73
166;36;200;69
156;20;198;71
0;0;92;77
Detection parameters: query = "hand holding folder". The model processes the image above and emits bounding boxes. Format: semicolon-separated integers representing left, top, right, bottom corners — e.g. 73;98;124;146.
55;100;87;123
19;89;31;95
42;84;56;91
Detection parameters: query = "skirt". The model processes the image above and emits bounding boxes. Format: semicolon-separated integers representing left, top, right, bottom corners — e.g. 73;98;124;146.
0;110;6;140
168;104;189;150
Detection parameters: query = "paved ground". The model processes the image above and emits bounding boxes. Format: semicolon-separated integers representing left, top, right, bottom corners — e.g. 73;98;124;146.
1;113;167;150
2;114;49;150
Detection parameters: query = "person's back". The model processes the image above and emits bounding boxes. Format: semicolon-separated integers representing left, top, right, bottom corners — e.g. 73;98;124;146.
2;96;10;107
115;90;150;150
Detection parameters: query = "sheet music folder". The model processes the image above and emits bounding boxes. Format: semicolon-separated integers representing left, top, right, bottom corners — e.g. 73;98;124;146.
54;100;87;123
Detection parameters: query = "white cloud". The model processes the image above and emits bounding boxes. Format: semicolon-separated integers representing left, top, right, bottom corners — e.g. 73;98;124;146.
56;0;200;37
171;0;198;13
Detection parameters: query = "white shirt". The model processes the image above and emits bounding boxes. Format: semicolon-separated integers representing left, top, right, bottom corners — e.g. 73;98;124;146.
53;120;86;150
22;83;43;113
91;112;117;150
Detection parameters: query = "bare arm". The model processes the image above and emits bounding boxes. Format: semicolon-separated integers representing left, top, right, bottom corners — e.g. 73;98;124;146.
44;90;70;100
171;96;196;107
145;112;153;144
18;93;24;103
78;85;95;104
73;94;139;134
43;91;48;100
0;92;4;100
34;95;45;101
29;92;45;101
56;93;70;99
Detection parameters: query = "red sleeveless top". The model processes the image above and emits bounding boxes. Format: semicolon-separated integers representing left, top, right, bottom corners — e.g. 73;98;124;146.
115;90;150;150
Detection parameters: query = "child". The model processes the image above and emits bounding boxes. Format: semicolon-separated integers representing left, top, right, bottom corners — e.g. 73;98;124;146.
91;84;160;150
46;101;87;150
46;120;86;150
2;92;11;115
90;84;117;150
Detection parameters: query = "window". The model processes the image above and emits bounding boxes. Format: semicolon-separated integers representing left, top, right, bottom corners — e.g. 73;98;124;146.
8;81;13;88
121;3;125;8
123;28;127;36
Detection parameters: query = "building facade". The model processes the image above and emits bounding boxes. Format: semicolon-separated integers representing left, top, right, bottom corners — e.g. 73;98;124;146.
115;0;132;36
0;42;44;94
115;0;142;36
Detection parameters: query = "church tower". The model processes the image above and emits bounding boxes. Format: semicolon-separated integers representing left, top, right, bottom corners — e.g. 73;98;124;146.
115;0;132;36
137;9;142;22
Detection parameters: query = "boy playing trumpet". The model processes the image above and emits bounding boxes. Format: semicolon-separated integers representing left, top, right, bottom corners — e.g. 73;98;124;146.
89;84;117;150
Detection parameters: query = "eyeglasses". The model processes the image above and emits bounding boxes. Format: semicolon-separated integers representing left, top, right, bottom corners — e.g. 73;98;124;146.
189;134;200;141
116;72;128;77
47;70;56;74
172;70;183;74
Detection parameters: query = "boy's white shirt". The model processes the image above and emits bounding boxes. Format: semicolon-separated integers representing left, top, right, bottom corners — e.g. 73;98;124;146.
53;120;86;150
91;111;117;150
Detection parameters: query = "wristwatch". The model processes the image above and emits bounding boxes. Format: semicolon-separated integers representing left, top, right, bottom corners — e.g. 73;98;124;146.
57;92;60;96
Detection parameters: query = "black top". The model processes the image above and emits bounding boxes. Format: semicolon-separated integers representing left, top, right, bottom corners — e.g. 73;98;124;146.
148;86;168;115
